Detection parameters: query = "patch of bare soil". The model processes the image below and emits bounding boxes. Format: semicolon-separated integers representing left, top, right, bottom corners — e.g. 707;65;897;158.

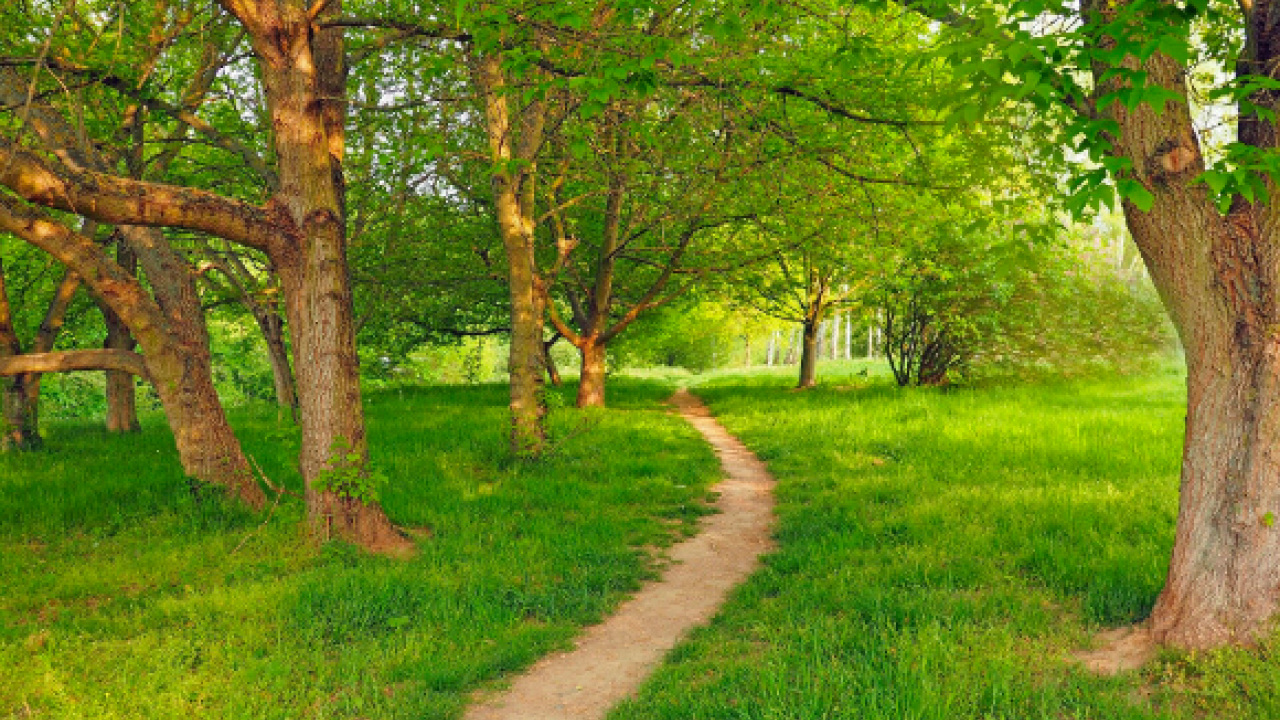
463;389;776;720
1073;627;1158;675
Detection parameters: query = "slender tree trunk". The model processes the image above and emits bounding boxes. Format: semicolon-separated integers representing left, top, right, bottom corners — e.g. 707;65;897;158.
845;312;853;360
797;319;820;389
254;304;298;420
471;51;548;456
576;339;607;408
504;239;548;451
102;241;140;433
544;336;562;386
0;260;37;450
102;308;140;433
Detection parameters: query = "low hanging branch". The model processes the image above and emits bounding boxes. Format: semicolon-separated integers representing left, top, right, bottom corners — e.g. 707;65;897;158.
0;349;149;380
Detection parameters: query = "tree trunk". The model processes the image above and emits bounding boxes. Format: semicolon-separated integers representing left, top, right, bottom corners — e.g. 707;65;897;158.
1087;28;1280;646
544;336;562;386
238;0;408;552
797;319;820;389
577;339;607;408
255;304;298;420
102;242;140;434
505;241;548;452
0;258;38;450
471;51;548;456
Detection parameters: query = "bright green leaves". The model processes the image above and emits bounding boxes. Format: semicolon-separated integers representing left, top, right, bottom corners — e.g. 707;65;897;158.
1195;144;1280;212
314;438;386;506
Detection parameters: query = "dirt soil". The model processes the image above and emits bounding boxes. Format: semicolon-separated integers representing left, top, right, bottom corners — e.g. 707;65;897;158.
463;388;777;720
1072;627;1158;675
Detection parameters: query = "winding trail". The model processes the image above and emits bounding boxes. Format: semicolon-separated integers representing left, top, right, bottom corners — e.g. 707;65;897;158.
464;389;777;720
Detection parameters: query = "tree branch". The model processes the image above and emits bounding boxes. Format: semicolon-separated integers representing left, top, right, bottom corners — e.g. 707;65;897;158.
0;139;279;251
0;349;149;379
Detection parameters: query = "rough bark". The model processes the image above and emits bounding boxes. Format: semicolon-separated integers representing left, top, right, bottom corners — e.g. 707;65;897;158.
229;0;407;551
0;259;37;450
0;69;264;504
1083;0;1280;647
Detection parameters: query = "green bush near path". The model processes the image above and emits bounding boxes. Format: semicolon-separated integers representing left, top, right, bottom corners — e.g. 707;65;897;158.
611;363;1280;720
0;379;719;719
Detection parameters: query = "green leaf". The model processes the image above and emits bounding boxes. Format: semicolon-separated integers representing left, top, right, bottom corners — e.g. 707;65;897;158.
1117;179;1155;212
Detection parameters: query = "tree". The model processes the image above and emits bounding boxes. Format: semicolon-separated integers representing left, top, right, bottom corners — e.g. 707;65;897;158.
0;0;408;550
907;0;1280;647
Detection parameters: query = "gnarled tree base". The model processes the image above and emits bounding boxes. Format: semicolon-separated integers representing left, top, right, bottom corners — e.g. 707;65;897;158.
310;494;415;557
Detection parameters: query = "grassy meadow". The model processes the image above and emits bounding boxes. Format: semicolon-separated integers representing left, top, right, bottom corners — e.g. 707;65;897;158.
611;361;1280;720
4;362;1280;719
0;380;719;719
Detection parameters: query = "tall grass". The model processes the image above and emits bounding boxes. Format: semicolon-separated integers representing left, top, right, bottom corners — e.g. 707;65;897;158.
0;379;719;719
612;363;1280;720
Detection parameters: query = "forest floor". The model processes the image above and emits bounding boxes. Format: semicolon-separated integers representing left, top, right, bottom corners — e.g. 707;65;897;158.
6;363;1280;719
464;389;776;719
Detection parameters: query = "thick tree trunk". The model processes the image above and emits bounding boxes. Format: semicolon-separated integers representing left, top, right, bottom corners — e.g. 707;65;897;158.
577;340;607;408
797;319;820;389
239;0;407;552
121;224;265;506
1;375;36;450
0;197;265;505
1087;27;1280;646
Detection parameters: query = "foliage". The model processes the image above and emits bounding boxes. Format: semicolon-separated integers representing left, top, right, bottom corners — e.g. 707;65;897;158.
873;214;1172;386
314;438;386;505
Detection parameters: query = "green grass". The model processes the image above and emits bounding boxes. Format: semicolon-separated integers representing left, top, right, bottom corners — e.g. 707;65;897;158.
0;379;720;719
611;362;1280;720
7;363;1279;719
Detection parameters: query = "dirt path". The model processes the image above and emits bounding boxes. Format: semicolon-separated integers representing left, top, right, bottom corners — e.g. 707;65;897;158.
463;388;776;720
